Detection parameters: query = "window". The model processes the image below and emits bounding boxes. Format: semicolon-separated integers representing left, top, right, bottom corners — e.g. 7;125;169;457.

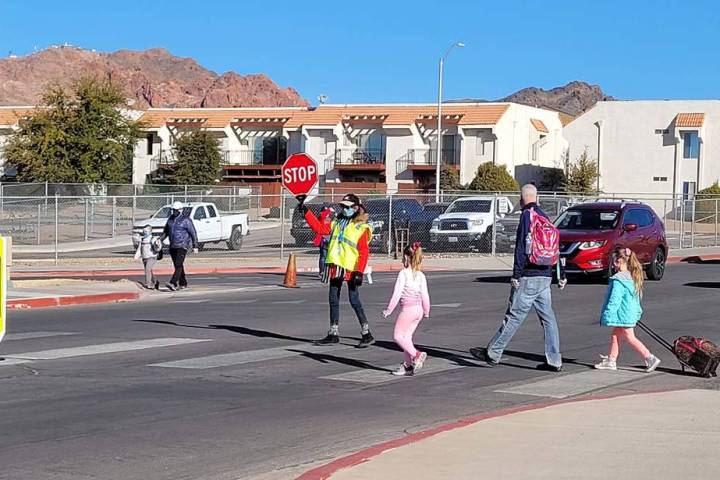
654;129;669;135
653;176;668;182
623;209;643;227
683;181;696;200
475;137;485;156
207;205;217;218
639;210;654;228
146;133;153;155
683;132;699;159
193;207;207;220
556;209;620;230
320;134;328;155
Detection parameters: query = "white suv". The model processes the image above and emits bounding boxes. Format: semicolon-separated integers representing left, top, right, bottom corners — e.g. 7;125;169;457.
429;196;513;251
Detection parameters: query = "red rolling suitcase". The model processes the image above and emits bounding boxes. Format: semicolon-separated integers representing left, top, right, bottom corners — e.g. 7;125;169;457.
637;321;720;378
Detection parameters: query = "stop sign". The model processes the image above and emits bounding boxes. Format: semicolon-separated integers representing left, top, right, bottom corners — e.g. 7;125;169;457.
282;153;318;196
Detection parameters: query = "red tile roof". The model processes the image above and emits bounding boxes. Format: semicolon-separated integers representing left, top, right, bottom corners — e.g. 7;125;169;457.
675;113;705;128
530;118;549;133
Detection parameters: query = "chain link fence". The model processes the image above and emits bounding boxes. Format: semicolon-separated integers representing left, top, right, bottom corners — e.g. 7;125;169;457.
2;186;719;261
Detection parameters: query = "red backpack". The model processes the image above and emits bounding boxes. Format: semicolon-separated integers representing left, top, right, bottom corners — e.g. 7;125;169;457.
527;208;560;266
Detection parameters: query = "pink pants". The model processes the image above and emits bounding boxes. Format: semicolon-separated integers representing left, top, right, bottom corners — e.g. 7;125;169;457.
609;327;650;360
393;305;424;365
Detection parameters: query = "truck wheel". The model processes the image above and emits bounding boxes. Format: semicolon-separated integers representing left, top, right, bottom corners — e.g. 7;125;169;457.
197;243;206;251
227;226;244;250
646;247;666;281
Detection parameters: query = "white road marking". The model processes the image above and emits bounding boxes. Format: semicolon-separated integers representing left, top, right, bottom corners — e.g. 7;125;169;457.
150;342;347;369
171;299;211;304
5;331;79;341
495;368;659;399
320;357;465;384
0;358;32;366
274;300;307;304
432;303;462;308
215;299;259;304
5;338;211;361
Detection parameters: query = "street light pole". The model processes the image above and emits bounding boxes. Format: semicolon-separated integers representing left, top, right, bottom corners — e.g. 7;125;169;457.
435;42;465;203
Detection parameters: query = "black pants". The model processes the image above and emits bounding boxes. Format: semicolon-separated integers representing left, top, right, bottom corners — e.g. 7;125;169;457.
328;277;368;328
169;247;188;287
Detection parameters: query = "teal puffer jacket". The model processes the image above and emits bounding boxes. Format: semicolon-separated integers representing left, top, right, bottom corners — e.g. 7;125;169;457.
600;271;643;327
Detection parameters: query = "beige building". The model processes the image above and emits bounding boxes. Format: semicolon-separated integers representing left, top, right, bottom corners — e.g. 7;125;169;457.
134;103;567;194
564;100;720;197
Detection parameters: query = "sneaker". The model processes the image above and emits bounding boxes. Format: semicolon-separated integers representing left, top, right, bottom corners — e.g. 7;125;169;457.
645;354;661;373
469;347;498;367
391;363;414;376
314;333;340;345
357;332;375;348
154;280;160;290
165;282;177;291
594;355;617;370
179;285;189;290
142;284;155;290
536;362;563;372
412;351;428;373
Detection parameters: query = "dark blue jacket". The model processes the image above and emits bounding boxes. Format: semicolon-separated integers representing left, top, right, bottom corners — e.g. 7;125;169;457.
163;213;199;250
513;202;553;279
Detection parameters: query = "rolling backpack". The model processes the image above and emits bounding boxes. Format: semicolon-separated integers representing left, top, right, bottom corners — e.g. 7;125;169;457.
637;321;720;377
527;208;560;266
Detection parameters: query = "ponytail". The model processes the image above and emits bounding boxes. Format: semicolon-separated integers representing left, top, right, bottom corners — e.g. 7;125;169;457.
615;247;644;298
403;242;424;273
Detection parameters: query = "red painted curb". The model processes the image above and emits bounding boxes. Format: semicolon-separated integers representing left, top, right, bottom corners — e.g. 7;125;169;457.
8;292;140;309
295;387;682;480
667;253;720;264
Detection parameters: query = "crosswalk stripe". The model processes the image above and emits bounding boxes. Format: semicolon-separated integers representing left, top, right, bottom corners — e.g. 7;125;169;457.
320;357;466;384
5;331;79;341
150;342;348;369
432;303;462;308
5;338;211;361
494;368;659;399
0;358;33;366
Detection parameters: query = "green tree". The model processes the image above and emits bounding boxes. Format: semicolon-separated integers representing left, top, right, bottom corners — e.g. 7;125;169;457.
540;168;567;192
565;150;599;194
171;130;222;185
696;181;720;223
439;164;462;191
467;163;519;192
4;77;142;183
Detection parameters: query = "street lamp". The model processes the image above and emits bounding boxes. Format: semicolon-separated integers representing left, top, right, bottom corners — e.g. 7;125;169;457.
435;41;465;202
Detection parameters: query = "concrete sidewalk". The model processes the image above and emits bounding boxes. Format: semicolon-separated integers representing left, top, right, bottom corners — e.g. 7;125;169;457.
300;389;720;480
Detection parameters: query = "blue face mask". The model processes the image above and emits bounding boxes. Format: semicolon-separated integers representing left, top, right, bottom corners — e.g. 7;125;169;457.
343;207;355;217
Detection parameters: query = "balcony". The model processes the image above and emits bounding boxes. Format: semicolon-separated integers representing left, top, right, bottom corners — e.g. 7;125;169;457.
330;148;386;171
396;149;459;172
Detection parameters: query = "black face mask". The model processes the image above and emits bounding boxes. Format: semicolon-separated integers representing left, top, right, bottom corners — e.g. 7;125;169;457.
172;210;180;217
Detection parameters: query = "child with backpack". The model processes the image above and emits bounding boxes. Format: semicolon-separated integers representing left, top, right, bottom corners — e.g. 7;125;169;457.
134;225;162;290
595;247;661;372
382;242;431;376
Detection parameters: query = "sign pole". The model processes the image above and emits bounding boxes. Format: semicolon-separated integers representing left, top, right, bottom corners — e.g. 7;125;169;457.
0;236;6;347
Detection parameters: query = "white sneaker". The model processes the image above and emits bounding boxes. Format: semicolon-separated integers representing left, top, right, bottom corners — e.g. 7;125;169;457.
594;355;617;370
391;363;414;376
412;352;428;373
645;354;661;373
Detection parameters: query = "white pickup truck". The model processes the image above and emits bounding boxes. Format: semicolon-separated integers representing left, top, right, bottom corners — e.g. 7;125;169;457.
429;195;513;252
132;202;249;250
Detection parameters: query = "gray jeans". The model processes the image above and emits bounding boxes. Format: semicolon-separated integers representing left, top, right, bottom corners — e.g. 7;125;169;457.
143;258;157;287
486;276;562;367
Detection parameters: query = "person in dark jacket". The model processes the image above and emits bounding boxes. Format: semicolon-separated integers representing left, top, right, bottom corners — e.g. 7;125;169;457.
470;184;566;371
162;201;199;291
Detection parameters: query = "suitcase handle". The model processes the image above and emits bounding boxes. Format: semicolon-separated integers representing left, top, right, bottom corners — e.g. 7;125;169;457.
637;320;675;353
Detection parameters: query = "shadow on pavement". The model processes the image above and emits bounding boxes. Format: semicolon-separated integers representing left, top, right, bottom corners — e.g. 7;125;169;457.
684;281;720;289
134;319;214;330
288;349;391;372
209;324;315;343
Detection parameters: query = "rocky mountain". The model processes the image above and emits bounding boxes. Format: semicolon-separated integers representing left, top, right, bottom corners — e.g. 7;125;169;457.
499;81;614;116
0;46;308;108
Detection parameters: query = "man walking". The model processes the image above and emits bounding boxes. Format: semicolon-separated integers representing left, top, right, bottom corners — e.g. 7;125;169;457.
162;201;199;291
470;184;566;371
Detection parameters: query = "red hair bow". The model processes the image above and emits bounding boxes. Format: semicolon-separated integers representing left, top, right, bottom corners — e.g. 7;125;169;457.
412;241;422;251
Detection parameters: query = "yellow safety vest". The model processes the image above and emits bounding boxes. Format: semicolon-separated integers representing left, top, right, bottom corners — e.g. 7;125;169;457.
325;220;373;272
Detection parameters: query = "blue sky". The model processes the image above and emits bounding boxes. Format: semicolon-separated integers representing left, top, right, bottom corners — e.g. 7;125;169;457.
1;0;719;104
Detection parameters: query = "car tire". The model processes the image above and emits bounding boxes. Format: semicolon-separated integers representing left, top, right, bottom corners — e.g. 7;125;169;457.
478;227;494;253
647;247;666;281
226;226;244;250
197;243;206;251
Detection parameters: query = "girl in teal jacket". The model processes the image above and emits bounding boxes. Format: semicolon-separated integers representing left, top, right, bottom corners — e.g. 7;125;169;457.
595;247;660;372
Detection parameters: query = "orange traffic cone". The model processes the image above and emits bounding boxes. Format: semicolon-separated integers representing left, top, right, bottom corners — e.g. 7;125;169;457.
282;253;299;288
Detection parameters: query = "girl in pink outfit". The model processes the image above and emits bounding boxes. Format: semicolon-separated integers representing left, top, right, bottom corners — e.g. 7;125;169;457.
383;242;431;376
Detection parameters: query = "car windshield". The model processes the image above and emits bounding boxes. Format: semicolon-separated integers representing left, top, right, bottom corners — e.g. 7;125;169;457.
154;206;192;219
424;204;448;213
555;209;620;230
446;200;492;213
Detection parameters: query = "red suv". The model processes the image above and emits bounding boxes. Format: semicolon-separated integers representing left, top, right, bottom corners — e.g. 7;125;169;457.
555;201;668;280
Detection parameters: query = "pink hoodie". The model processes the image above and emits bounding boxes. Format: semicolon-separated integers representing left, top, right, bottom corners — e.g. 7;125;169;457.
384;268;431;315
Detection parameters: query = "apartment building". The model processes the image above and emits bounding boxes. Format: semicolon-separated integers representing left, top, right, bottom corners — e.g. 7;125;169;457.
135;103;567;194
564;100;720;197
0;107;35;178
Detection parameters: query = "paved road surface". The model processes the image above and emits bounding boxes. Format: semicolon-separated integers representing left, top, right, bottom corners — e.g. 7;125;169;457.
1;263;719;479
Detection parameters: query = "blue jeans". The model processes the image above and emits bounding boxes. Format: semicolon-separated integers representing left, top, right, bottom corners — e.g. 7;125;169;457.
486;276;562;367
329;278;368;329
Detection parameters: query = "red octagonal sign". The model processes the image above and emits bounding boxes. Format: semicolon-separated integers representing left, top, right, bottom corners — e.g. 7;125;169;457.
282;153;318;196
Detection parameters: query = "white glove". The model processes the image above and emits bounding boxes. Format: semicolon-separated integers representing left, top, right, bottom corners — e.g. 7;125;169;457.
511;278;520;289
558;279;567;290
193;248;199;254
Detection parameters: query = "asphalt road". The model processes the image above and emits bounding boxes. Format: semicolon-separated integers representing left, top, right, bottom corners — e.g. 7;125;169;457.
1;263;719;480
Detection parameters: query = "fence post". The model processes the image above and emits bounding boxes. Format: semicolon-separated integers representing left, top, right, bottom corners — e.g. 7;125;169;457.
132;195;136;225
679;200;685;249
690;197;695;249
37;203;41;245
279;190;286;260
84;198;89;241
184;185;188;202
491;194;497;257
716;199;718;246
54;195;59;266
112;196;117;238
387;194;393;258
